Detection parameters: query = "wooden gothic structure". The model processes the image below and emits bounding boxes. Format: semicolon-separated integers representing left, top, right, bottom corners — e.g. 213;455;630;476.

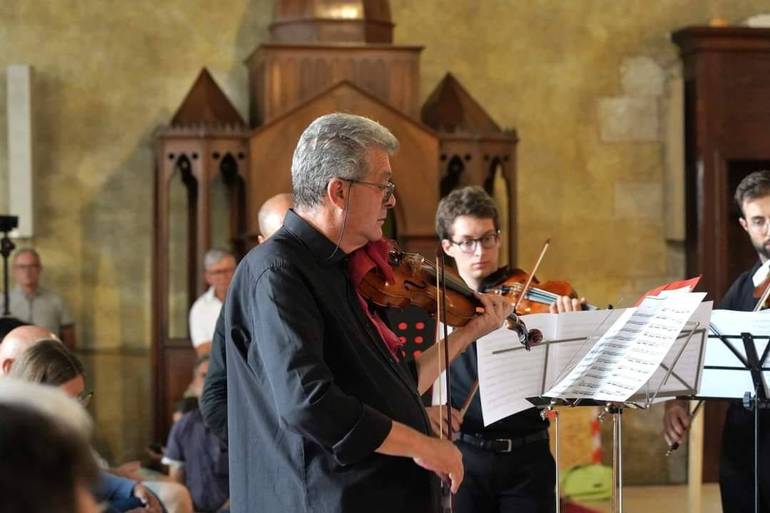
152;0;518;438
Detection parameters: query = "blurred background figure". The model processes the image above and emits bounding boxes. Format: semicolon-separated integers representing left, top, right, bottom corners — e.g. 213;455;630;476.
188;249;236;356
0;379;100;513
2;248;76;349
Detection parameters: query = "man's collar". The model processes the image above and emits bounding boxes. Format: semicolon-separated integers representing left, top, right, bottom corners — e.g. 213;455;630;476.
282;209;348;266
12;285;40;298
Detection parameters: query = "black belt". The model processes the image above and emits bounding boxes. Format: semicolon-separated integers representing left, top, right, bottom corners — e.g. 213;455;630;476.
458;430;548;453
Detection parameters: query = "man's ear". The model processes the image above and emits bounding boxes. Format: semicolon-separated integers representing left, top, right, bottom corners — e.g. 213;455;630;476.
739;217;749;234
327;178;348;210
1;359;13;375
440;239;453;256
257;235;265;244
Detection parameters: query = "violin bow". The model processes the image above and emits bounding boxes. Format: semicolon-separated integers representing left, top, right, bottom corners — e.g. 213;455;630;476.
434;250;454;512
513;238;551;314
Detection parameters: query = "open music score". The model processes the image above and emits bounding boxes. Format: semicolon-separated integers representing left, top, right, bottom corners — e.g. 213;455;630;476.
546;293;705;401
475;294;711;426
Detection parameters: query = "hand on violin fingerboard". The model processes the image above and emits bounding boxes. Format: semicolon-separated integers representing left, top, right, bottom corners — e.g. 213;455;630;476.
549;295;587;313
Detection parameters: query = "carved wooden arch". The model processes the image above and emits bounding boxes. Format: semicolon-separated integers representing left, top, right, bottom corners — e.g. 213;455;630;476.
152;132;249;440
440;154;465;197
483;155;514;266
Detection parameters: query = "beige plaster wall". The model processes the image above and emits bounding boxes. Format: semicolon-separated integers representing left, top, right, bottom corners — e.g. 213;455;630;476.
0;0;272;461
0;0;767;475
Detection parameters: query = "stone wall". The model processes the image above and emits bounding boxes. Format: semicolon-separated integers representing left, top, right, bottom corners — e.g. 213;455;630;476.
0;0;768;480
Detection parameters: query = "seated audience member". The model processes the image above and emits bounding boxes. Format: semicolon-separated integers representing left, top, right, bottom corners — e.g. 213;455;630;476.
188;249;236;356
163;397;229;513
200;192;292;443
3;248;76;349
8;339;166;513
185;354;209;398
256;192;293;244
0;324;56;375
174;396;199;424
0;379;100;513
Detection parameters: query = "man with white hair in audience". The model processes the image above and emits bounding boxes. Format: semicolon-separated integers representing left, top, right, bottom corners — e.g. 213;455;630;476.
188;249;237;356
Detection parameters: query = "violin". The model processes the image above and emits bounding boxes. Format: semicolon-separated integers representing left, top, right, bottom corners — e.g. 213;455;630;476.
752;274;770;311
359;247;542;348
482;268;596;314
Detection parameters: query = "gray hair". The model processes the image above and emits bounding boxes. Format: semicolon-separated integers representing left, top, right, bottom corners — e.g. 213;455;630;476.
203;248;234;270
0;378;92;438
291;113;399;209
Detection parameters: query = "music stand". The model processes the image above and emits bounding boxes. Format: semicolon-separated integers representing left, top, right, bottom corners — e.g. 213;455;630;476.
477;301;710;513
685;313;770;513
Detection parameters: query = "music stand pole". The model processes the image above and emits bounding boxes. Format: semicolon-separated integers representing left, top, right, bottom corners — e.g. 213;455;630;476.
609;404;623;513
0;229;15;316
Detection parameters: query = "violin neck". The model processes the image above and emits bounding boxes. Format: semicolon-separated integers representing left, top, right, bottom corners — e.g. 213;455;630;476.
422;259;477;300
495;285;597;310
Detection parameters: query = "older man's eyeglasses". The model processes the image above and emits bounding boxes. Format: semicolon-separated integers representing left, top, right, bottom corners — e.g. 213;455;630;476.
339;178;396;203
449;231;501;254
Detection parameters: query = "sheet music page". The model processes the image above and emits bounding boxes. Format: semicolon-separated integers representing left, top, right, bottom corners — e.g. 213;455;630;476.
698;309;770;398
544;292;706;402
545;308;629;389
476;309;630;425
638;301;712;400
475;314;557;426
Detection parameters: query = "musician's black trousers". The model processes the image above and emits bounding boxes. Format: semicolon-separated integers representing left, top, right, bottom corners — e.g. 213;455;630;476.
454;439;555;513
720;402;770;513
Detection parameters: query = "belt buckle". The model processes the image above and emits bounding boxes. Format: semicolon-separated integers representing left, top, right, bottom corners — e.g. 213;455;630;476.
495;438;512;453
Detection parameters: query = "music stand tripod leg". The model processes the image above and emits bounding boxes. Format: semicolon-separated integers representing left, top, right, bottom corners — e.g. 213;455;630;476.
607;404;623;513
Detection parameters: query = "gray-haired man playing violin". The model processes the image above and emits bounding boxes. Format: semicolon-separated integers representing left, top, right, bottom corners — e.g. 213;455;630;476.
222;114;515;513
433;185;584;513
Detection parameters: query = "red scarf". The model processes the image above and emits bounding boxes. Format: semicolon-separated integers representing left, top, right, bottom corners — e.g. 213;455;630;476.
348;240;405;360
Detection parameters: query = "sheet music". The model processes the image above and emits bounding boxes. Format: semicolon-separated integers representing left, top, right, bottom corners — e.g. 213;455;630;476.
475;308;624;426
544;293;706;402
475;327;546;425
698;309;770;398
630;301;712;401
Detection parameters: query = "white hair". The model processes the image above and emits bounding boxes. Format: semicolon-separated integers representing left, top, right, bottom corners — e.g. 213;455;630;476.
203;248;234;270
0;378;92;439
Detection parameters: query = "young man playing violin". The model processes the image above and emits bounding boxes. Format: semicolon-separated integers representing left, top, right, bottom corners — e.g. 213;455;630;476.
434;186;584;513
663;170;770;513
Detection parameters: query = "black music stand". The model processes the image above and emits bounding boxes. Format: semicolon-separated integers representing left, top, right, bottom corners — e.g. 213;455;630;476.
688;322;770;513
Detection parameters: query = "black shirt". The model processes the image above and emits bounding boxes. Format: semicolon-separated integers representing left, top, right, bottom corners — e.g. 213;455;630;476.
224;210;437;513
450;267;547;438
720;261;761;311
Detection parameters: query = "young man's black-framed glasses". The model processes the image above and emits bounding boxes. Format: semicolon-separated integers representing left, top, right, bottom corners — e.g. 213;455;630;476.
338;178;396;203
449;231;501;254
